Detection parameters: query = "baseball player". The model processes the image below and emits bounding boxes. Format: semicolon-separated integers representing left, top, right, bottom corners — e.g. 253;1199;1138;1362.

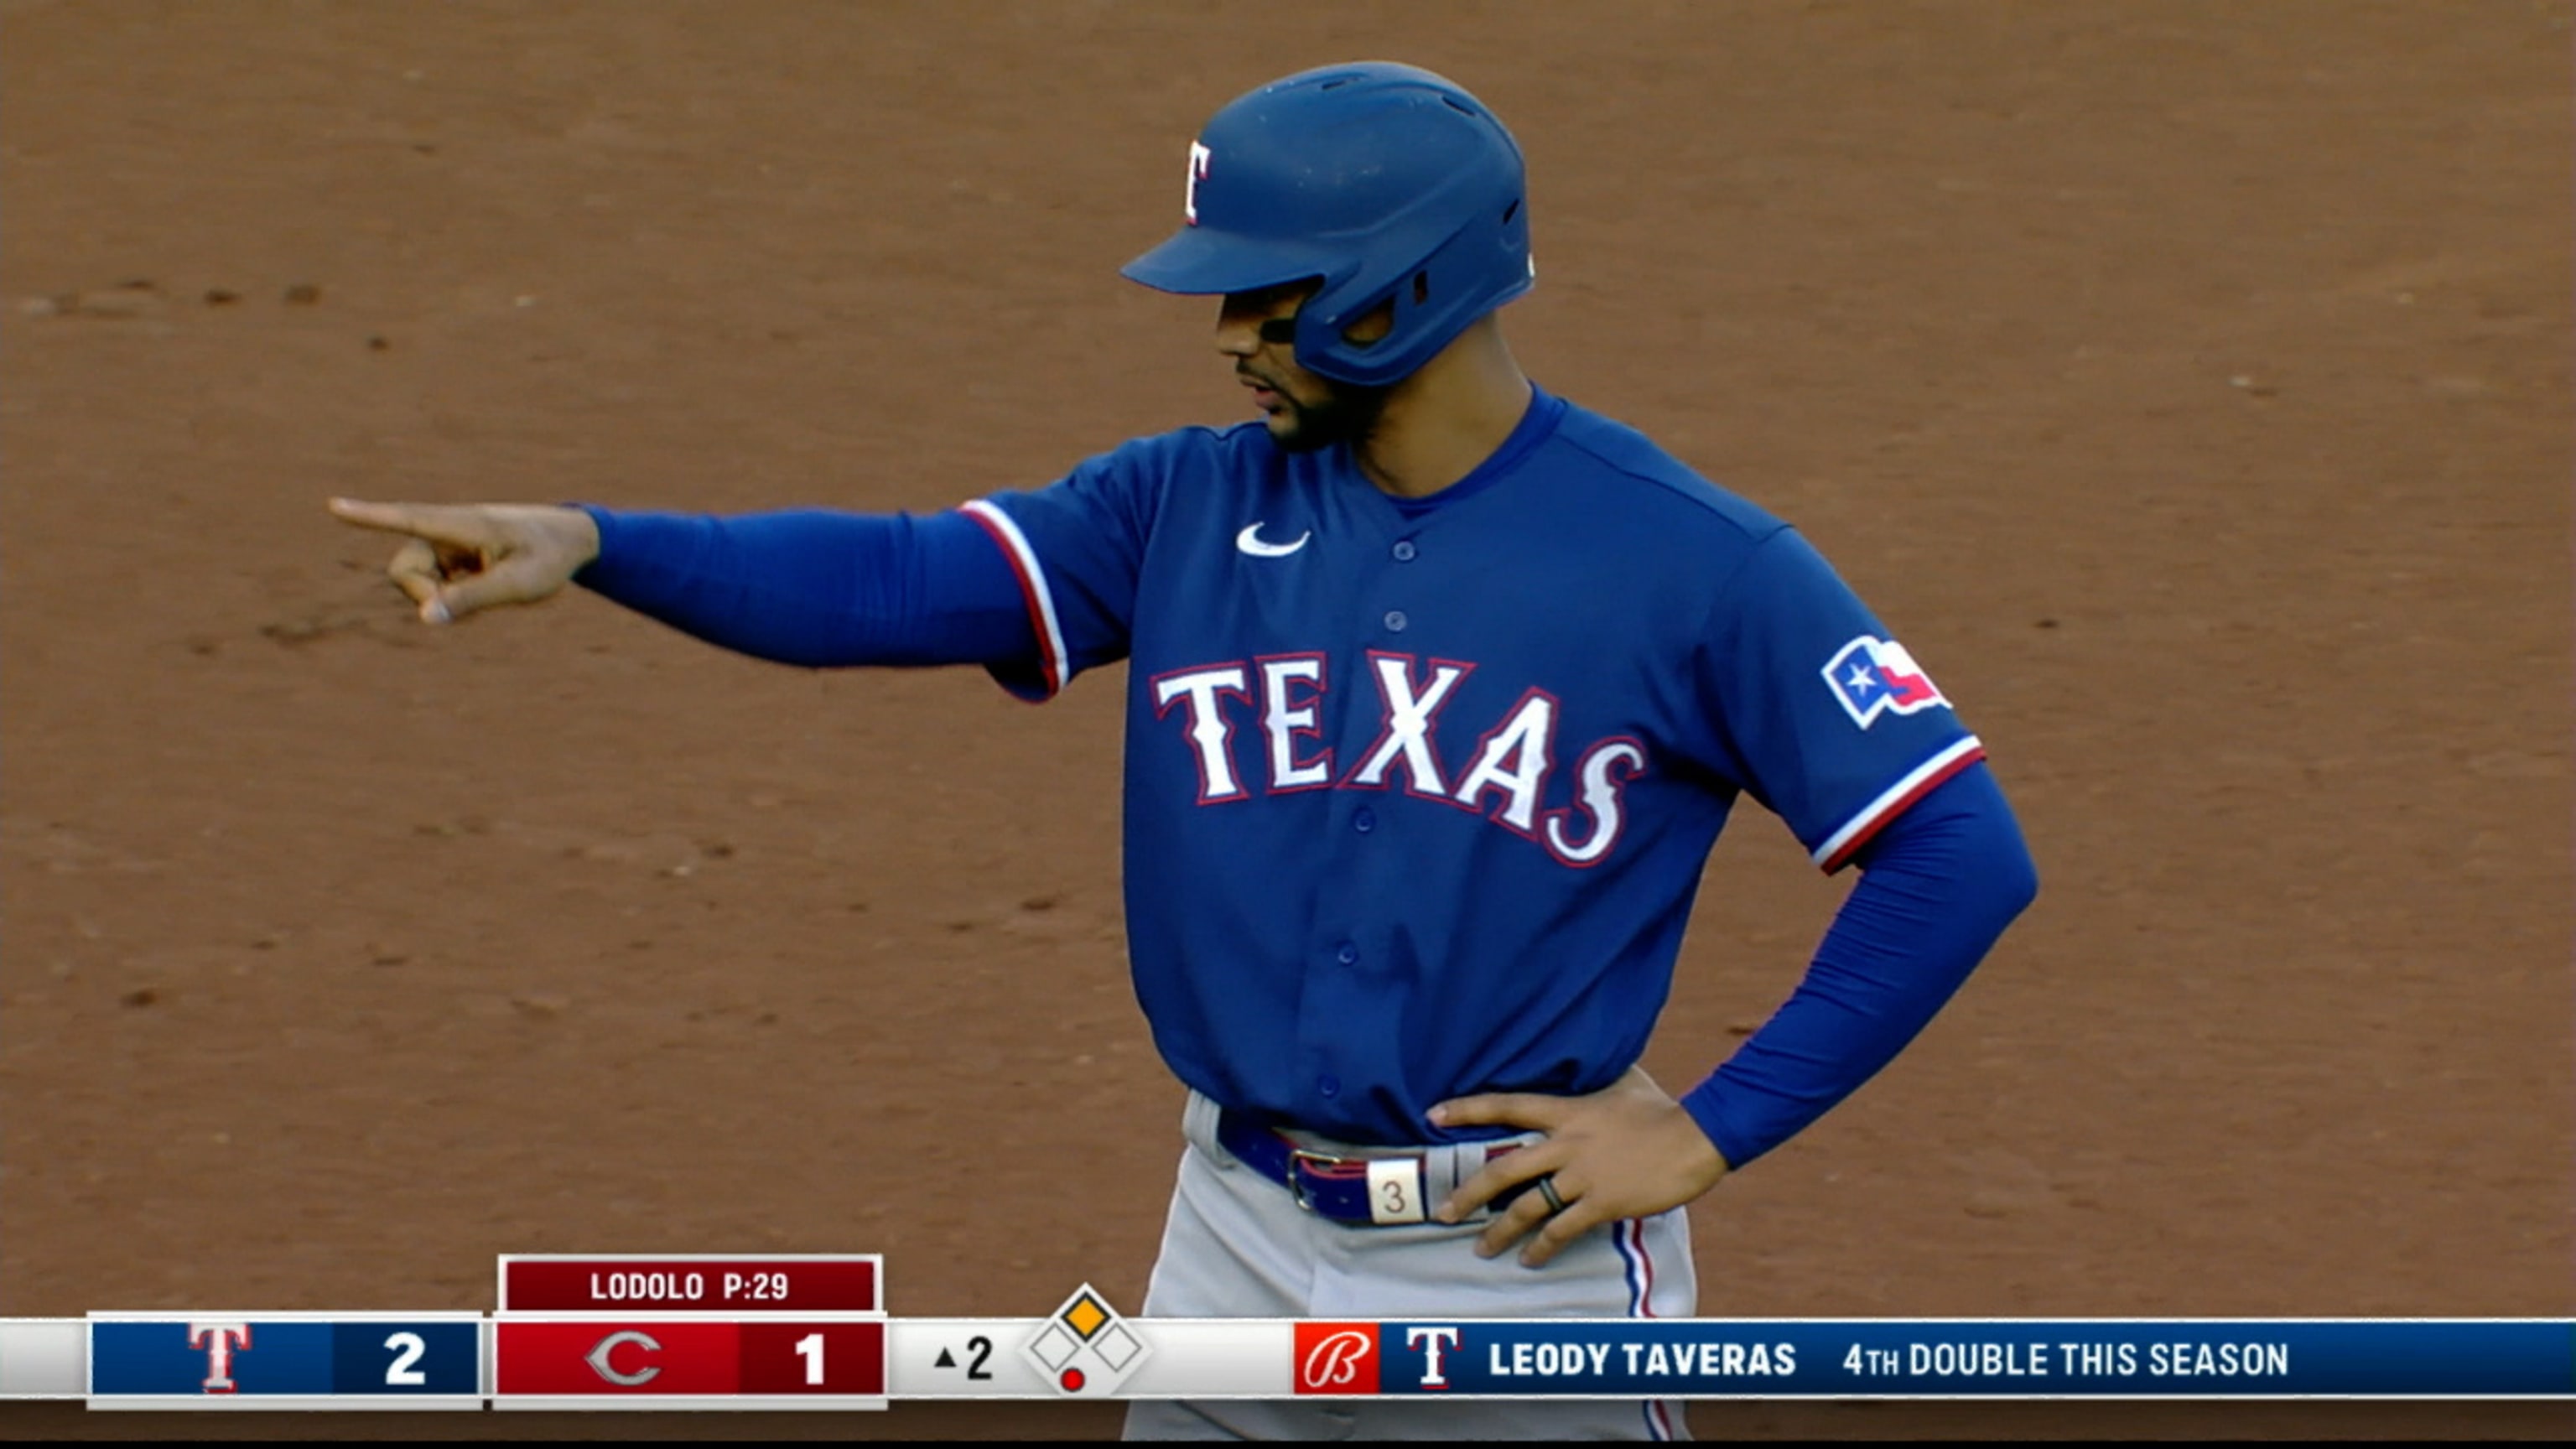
332;63;2035;1441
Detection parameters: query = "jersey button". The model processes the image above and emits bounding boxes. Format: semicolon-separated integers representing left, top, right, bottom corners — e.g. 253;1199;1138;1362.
1383;609;1409;632
1391;539;1418;562
1353;808;1377;834
1335;943;1359;966
1317;1075;1342;1098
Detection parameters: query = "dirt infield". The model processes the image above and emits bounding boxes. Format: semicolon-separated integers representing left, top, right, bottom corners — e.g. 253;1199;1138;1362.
3;1;2567;1438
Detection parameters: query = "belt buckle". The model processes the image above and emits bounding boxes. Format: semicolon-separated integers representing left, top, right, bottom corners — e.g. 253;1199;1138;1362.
1284;1146;1343;1213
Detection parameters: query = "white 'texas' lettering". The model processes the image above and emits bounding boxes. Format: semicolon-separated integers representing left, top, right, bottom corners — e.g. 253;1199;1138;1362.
1154;666;1252;802
1450;690;1557;834
1544;740;1648;866
1259;656;1332;790
1345;655;1472;796
1147;652;1649;866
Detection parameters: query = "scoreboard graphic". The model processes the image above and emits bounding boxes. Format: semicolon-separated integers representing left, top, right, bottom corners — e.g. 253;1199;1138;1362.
6;1255;2567;1409
86;1312;483;1410
491;1254;887;1410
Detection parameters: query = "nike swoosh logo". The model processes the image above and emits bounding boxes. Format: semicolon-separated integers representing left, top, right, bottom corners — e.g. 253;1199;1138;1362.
1235;522;1311;558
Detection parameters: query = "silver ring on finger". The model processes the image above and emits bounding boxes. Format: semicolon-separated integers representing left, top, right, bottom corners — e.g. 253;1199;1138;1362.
1535;1175;1567;1216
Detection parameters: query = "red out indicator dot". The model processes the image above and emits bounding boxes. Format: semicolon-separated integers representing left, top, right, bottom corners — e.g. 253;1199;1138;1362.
1061;1367;1087;1393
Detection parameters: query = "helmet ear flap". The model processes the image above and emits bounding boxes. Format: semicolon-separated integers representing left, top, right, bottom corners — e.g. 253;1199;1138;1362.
1293;204;1535;386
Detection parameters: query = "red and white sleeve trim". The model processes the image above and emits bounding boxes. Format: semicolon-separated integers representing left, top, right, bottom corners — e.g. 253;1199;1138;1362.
958;499;1071;700
1810;735;1986;873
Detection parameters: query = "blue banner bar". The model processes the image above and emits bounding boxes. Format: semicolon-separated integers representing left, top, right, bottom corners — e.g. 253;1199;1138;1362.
88;1319;480;1400
327;1322;480;1396
1374;1320;2574;1397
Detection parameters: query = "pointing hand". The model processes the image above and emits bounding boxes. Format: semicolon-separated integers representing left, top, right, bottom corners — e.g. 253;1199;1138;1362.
328;498;601;624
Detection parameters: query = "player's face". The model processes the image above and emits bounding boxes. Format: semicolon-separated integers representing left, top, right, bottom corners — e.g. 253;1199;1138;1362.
1216;282;1389;453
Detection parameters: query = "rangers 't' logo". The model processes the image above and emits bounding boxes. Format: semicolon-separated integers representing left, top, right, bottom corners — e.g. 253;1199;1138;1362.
1183;141;1213;224
188;1322;251;1394
1293;1323;1379;1394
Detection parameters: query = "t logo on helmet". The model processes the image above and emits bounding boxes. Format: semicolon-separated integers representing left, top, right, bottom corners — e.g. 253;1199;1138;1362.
1124;63;1535;387
1183;141;1213;225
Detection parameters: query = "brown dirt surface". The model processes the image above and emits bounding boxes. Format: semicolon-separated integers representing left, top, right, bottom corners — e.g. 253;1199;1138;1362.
3;0;2568;1439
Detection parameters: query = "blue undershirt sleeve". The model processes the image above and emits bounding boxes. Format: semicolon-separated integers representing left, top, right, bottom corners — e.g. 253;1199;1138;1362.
567;506;1038;670
1679;761;2038;1169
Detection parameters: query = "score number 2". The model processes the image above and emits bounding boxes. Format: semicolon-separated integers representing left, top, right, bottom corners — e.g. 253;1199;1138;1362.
383;1331;427;1386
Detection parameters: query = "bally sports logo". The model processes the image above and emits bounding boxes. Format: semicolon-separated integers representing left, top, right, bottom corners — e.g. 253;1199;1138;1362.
1292;1323;1379;1394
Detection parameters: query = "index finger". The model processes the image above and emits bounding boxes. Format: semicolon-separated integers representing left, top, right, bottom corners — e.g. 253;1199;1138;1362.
327;497;493;548
1428;1092;1570;1132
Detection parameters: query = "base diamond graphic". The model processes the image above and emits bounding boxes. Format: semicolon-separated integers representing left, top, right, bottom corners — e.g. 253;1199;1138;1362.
1020;1283;1152;1395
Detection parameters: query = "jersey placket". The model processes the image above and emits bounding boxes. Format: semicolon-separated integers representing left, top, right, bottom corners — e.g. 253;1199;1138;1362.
1287;522;1435;1128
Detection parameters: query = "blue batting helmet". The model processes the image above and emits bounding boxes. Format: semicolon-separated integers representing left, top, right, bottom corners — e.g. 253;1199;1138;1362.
1120;62;1534;387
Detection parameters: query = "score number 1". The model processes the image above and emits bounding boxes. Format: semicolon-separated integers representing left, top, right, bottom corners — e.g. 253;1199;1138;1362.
793;1328;909;1385
738;1322;886;1395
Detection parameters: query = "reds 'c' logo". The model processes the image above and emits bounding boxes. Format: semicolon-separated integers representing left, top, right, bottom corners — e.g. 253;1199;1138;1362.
1293;1323;1379;1394
1184;141;1213;224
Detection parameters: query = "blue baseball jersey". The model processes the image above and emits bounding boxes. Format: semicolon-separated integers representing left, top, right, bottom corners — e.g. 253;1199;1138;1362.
963;388;1983;1145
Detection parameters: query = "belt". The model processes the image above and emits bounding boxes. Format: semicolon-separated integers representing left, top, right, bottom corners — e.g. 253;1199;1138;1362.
1215;1109;1543;1228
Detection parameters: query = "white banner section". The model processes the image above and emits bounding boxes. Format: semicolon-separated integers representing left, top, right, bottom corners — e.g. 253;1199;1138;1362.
0;1320;86;1399
890;1319;1291;1400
